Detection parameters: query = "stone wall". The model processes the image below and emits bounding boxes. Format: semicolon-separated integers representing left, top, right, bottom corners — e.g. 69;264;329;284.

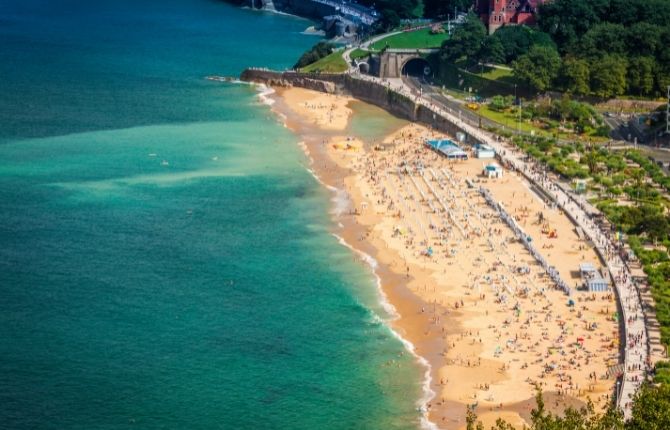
240;68;485;147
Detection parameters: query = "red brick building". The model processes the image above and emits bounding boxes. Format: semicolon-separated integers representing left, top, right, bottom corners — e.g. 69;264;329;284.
476;0;548;33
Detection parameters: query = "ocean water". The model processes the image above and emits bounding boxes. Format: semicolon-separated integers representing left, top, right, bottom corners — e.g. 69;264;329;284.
0;1;423;429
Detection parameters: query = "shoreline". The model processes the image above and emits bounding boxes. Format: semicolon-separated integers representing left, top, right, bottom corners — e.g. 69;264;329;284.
266;85;442;428
260;84;619;429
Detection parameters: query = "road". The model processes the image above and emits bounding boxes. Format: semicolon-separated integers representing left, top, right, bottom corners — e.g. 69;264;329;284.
404;76;484;126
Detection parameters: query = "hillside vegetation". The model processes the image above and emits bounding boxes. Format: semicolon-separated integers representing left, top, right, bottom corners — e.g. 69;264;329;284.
369;26;449;50
440;1;670;98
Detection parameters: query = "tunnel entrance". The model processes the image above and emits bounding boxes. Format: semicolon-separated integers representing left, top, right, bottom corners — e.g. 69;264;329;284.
358;62;369;74
401;58;431;78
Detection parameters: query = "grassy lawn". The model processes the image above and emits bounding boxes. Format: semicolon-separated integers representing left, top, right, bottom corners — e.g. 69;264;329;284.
301;51;348;73
370;27;449;51
478;105;546;135
476;65;513;81
438;62;526;99
349;48;371;60
476;106;609;142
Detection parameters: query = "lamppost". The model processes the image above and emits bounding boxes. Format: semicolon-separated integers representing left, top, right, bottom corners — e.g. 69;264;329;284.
515;84;520;134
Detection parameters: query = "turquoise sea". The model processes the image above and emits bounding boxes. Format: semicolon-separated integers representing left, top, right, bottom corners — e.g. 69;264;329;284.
0;1;423;429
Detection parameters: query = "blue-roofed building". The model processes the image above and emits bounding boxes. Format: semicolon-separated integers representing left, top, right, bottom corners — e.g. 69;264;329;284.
426;139;468;160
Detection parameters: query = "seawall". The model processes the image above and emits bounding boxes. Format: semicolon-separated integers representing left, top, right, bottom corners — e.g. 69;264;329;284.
240;69;484;146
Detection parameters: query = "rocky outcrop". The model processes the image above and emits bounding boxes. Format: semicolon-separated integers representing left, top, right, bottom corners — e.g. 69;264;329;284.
239;69;339;93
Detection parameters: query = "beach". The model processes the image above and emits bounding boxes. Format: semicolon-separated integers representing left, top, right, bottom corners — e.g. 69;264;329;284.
270;86;620;429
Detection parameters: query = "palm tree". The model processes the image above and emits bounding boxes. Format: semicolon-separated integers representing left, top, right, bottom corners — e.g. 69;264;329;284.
584;150;599;175
630;167;645;205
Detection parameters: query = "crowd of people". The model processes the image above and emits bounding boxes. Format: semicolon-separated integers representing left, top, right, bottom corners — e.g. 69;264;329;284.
346;123;619;422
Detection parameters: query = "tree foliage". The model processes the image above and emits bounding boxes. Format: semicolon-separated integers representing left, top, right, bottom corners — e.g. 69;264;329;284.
489;95;514;112
576;23;626;59
491;25;556;64
358;0;419;31
293;42;334;69
440;12;487;65
512;45;561;92
628;383;670;430
559;57;590;95
535;0;670;96
627;57;656;96
431;0;669;97
423;0;470;19
590;55;627;98
479;36;505;65
466;384;670;430
468;389;626;430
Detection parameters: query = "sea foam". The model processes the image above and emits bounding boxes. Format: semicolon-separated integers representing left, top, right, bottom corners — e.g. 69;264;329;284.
258;82;438;430
332;233;437;430
256;83;276;106
304;168;349;216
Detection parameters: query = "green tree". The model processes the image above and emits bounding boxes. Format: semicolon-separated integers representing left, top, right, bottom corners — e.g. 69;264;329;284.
489;95;512;112
377;9;401;31
466;388;632;429
440;12;487;64
538;0;603;51
423;0;470;19
627;383;670;430
576;22;626;59
590;55;627;98
361;0;418;30
628;56;656;96
465;405;483;430
513;45;561;92
293;42;334;69
637;214;670;242
658;29;670;71
626;22;663;57
641;0;670;26
491;25;556;63
583;150;600;174
479;36;505;65
560;57;591;95
608;0;642;26
656;67;670;98
491;418;515;430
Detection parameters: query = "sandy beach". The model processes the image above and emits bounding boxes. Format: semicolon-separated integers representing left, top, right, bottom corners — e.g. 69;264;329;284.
270;87;619;429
